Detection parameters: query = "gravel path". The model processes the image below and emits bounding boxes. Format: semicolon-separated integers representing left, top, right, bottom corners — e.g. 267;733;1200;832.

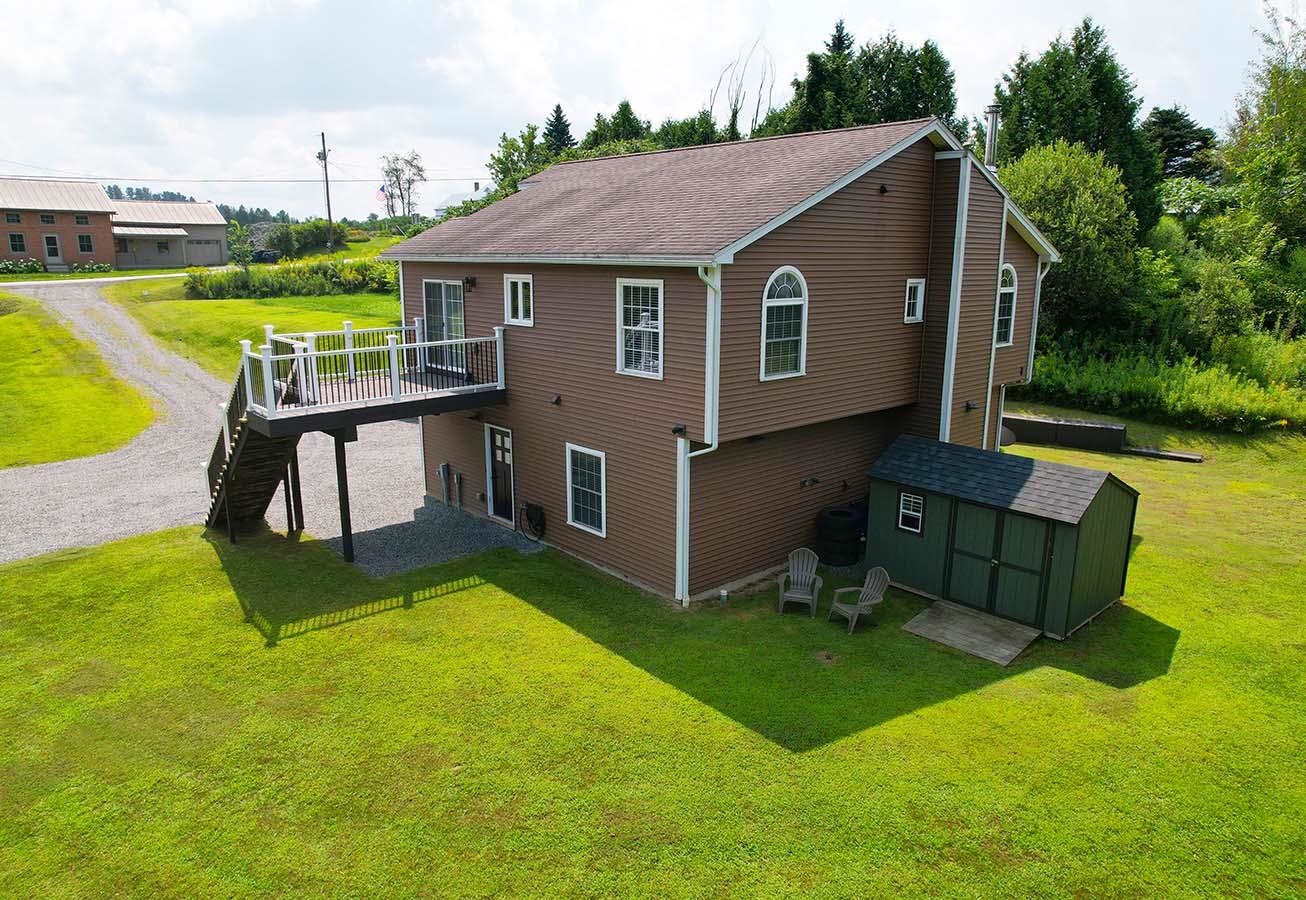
0;281;526;571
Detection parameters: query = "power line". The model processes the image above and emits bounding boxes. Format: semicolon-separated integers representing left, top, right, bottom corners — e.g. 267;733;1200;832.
0;172;485;184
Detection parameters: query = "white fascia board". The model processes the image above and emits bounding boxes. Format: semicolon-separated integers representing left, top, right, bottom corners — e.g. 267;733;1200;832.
939;158;972;442
712;120;963;265
965;159;1061;262
382;253;714;267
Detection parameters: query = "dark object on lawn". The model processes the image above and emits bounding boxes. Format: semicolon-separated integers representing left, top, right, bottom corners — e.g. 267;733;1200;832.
251;249;282;264
815;505;861;566
866;435;1139;640
1003;413;1202;463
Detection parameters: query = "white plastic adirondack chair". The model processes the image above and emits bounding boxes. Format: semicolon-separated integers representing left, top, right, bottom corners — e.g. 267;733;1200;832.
828;566;889;634
778;547;823;617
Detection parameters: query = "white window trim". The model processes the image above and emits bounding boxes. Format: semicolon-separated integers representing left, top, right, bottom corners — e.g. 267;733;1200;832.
565;442;607;538
74;214;90;226
77;234;93;253
759;265;808;382
483;423;516;526
996;264;1017;348
503;273;534;326
9;233;25;253
615;277;664;380
903;277;926;324
4;213;20;224
897;492;924;533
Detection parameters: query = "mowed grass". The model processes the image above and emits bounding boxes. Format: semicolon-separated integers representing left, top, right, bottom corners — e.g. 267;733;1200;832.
1;420;1303;896
103;277;398;379
0;267;203;283
0;293;153;467
288;233;401;263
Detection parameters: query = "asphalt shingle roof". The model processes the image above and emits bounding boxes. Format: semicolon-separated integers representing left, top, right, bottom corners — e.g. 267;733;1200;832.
869;435;1129;525
384;118;938;262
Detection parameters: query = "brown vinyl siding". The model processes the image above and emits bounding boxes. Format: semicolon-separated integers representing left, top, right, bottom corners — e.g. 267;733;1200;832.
905;156;960;439
716;138;938;441
947;164;1004;448
688;409;907;593
993;223;1040;385
404;261;706;594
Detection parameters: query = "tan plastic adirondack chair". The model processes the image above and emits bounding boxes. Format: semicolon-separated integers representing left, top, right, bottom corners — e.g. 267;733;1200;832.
828;566;889;634
778;547;823;617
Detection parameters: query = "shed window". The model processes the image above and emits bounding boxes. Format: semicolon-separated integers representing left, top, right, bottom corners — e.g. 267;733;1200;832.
77;234;93;253
996;265;1017;347
156;241;170;254
904;278;925;323
898;492;924;533
5;212;19;224
504;274;533;326
40;214;55;225
9;233;25;253
75;214;90;225
760;266;807;380
616;278;662;378
566;443;606;537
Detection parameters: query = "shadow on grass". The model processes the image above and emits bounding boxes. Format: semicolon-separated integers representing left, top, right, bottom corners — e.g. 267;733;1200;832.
208;529;1178;753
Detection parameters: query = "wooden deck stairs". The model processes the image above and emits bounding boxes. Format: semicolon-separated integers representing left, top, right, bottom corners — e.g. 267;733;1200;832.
206;421;301;532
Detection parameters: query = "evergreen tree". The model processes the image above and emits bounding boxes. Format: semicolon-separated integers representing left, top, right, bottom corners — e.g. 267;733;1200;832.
995;18;1163;232
543;104;576;155
608;100;651;141
825;19;854;56
1142;106;1217;182
103;184;124;199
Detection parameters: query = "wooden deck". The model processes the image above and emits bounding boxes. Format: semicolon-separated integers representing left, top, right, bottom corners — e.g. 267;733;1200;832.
902;600;1042;666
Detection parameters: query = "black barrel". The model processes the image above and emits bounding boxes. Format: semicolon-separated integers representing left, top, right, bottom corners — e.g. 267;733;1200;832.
815;505;862;566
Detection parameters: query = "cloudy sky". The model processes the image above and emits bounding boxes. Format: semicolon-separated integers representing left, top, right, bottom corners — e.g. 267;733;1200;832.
0;0;1264;219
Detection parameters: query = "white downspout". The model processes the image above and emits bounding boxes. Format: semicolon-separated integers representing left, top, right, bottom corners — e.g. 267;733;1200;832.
939;157;971;442
982;200;1009;450
675;263;723;605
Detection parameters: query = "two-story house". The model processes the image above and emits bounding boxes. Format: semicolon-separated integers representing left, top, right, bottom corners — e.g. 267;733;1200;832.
0;178;117;270
376;117;1057;603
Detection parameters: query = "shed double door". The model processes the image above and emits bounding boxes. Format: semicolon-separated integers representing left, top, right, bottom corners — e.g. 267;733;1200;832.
946;503;1047;626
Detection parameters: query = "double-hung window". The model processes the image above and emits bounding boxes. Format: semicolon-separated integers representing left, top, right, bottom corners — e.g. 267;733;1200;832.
504;274;533;326
995;264;1017;347
760;266;807;380
9;233;25;253
74;214;90;226
897;492;924;533
566;443;606;537
904;277;925;323
77;234;93;253
616;278;663;378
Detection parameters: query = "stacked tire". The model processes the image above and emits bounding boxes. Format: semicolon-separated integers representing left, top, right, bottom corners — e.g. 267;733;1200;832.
815;505;862;566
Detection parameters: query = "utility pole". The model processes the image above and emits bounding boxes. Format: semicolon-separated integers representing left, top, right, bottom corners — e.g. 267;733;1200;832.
316;132;334;251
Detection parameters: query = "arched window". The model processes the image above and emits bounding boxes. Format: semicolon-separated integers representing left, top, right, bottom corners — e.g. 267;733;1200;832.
760;266;808;380
995;264;1017;347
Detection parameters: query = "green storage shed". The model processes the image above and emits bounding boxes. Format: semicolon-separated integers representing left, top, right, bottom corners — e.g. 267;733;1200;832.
866;435;1139;640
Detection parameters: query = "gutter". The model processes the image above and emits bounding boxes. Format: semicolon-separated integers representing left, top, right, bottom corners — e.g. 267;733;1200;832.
675;264;723;605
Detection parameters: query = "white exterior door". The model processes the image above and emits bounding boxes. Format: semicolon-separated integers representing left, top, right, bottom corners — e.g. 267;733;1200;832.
43;235;62;264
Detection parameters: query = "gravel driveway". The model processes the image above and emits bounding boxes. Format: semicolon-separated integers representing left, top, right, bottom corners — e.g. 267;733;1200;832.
0;280;520;569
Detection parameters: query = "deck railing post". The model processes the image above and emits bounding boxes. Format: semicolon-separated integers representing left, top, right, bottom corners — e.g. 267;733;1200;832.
494;326;506;389
263;324;275;345
343;321;355;381
240;339;254;407
218;401;231;451
261;344;276;414
304;334;318;403
387;334;402;401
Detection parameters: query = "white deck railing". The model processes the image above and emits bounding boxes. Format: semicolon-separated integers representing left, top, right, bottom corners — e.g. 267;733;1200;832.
240;319;505;419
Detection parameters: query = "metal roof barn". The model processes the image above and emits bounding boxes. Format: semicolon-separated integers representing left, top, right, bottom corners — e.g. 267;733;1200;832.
866;435;1139;639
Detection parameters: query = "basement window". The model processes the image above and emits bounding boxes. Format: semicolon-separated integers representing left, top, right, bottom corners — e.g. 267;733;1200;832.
616;278;663;378
996;264;1017;347
904;278;925;323
504;274;533;326
897;492;924;533
760;266;807;380
9;233;25;253
566;443;606;537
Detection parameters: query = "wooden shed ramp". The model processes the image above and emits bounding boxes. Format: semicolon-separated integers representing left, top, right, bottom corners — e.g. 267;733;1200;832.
903;600;1041;666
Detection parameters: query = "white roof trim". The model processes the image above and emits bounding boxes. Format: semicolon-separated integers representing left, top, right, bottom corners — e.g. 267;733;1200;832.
964;156;1061;262
712;119;963;264
381;253;714;267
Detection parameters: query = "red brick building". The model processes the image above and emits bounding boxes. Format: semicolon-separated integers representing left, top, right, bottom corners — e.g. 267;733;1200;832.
0;178;116;270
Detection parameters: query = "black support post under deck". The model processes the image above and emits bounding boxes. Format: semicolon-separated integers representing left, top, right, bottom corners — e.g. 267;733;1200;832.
283;464;295;533
288;445;304;532
333;432;354;562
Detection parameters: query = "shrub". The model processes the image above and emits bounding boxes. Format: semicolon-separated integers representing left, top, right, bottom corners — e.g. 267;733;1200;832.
288;219;349;253
1014;349;1306;433
69;261;113;273
345;229;370;243
0;258;44;275
264;223;297;258
1211;333;1306;389
185;259;397;299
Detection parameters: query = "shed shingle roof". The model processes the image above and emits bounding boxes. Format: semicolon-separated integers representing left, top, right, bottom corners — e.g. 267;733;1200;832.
384;118;941;262
0;177;115;213
111;199;227;226
869;435;1133;525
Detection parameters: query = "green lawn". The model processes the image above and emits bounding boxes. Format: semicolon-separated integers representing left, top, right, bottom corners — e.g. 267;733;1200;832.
286;234;401;263
1;420;1302;896
0;267;206;283
0;293;154;468
103;277;399;379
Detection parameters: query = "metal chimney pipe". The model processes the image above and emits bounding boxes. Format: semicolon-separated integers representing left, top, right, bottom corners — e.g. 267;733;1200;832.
984;105;1000;170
